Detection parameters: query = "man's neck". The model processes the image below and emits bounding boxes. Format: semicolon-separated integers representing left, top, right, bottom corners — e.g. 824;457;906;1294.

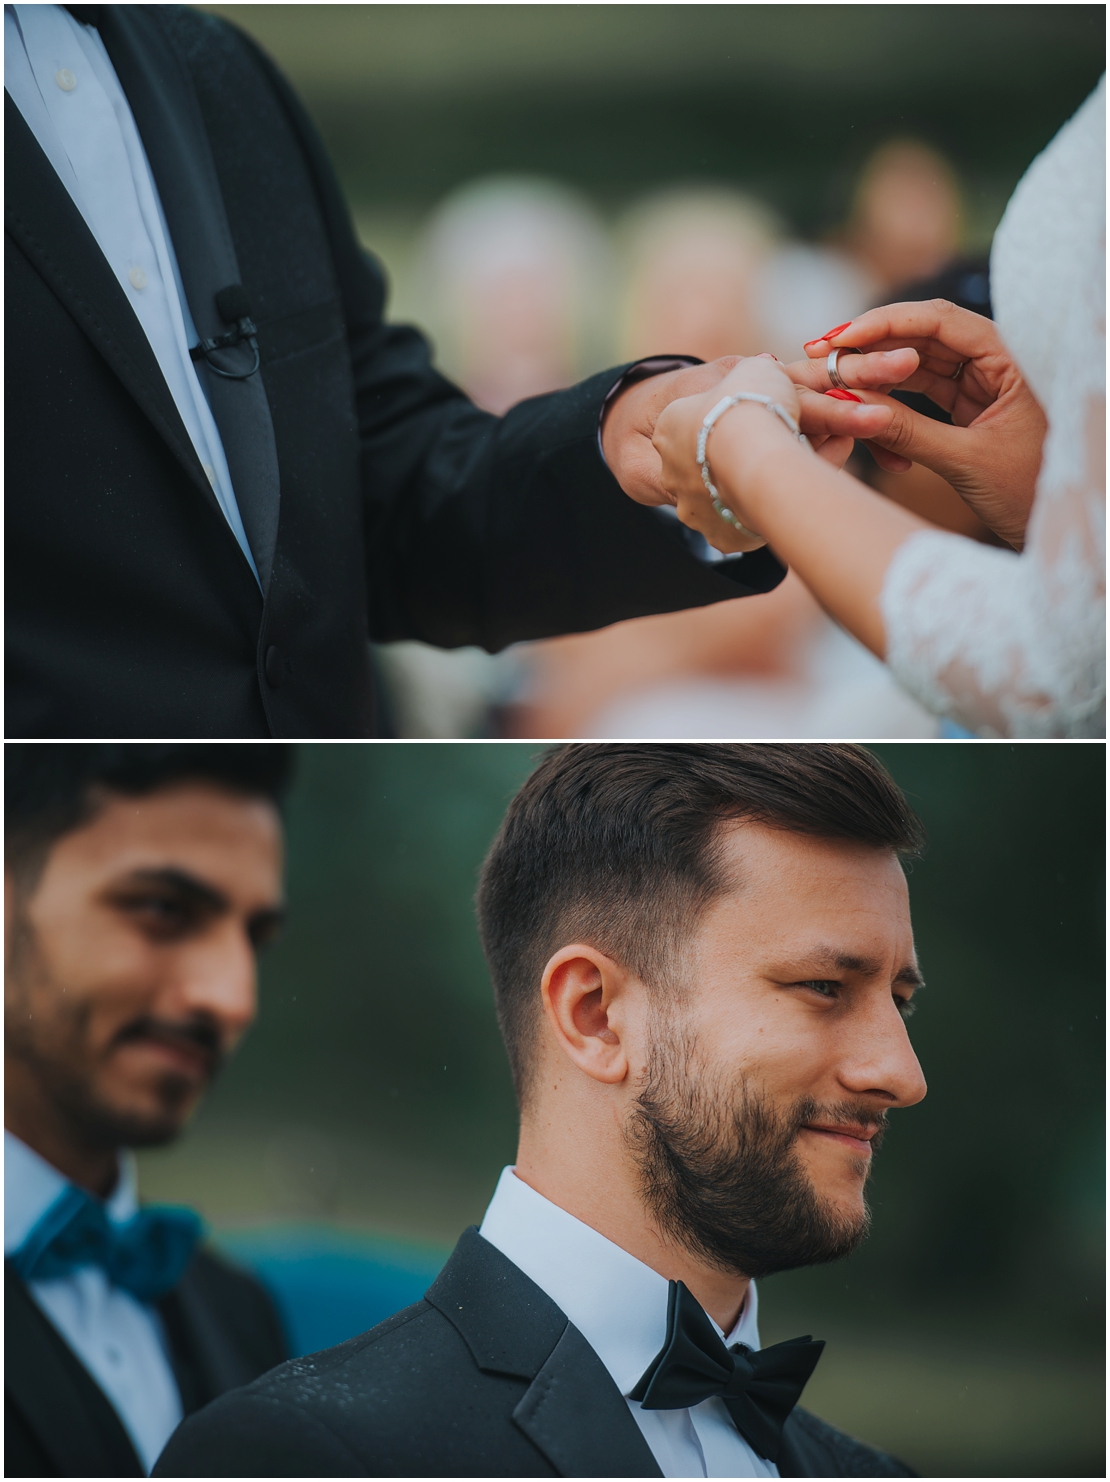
5;1072;120;1197
514;1136;751;1334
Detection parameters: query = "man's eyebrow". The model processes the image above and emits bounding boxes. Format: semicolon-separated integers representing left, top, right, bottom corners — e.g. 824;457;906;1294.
120;867;230;913
894;963;925;989
803;948;925;988
248;904;288;942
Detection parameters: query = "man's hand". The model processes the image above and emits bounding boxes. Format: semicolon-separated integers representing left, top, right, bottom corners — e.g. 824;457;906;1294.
601;358;742;507
602;351;908;509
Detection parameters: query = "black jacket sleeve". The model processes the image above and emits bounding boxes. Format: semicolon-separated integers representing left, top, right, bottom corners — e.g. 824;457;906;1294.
231;26;787;652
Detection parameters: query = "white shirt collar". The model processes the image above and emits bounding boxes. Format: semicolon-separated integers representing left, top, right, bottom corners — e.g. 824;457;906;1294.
4;1129;138;1254
478;1166;761;1398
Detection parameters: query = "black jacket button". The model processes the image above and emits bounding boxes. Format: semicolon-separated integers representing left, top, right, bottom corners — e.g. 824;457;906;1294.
264;645;284;688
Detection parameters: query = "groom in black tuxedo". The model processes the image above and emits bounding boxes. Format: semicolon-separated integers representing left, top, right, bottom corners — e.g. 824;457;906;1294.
6;4;787;739
156;743;925;1478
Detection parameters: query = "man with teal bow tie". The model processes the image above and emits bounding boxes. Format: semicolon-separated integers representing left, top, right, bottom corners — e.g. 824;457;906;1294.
5;744;292;1476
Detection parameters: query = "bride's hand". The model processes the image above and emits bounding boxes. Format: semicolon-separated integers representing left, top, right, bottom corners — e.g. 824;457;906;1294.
799;300;1046;548
651;354;896;554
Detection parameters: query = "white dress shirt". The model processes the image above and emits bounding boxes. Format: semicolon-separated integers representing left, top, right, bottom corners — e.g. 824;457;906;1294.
4;3;259;583
4;1130;184;1474
479;1166;779;1479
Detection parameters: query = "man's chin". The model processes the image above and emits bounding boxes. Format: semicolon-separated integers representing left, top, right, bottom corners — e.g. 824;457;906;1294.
85;1085;199;1149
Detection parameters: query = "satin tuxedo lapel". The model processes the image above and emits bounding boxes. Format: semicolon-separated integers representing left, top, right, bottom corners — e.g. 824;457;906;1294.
91;5;283;588
3;94;230;540
514;1323;666;1479
426;1228;663;1479
4;1263;144;1477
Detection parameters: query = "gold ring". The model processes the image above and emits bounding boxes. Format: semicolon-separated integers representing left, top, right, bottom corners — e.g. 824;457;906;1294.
827;346;862;390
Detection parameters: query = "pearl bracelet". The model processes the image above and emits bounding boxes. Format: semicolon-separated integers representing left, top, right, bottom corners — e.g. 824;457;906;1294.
696;393;809;535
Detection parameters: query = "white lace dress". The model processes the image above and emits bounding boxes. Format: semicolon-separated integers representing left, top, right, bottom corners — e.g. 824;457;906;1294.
880;78;1105;737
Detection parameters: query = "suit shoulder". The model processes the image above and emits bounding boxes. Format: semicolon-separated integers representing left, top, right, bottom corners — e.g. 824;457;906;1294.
154;1302;477;1478
237;1298;445;1402
785;1407;917;1477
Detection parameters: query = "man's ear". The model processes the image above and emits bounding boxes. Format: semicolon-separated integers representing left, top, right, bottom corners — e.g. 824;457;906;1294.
541;944;631;1086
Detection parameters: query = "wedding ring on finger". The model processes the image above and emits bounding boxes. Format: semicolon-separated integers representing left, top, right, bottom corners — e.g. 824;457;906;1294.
826;346;863;390
951;361;966;380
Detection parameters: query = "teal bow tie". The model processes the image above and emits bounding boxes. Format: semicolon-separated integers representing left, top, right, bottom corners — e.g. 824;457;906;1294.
9;1183;203;1302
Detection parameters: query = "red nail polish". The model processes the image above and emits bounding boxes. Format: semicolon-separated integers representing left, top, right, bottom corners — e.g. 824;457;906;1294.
822;322;853;340
825;389;862;403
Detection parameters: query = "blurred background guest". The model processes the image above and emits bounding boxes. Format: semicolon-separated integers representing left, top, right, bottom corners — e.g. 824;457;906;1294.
837;139;963;299
5;745;291;1476
415;175;613;415
617;187;782;362
375;177;613;738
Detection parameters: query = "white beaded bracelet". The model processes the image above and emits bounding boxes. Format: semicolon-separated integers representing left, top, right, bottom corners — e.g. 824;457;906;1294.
696;393;809;535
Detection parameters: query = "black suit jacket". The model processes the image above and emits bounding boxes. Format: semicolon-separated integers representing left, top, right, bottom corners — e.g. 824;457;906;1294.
154;1227;913;1478
5;4;784;738
5;1249;287;1478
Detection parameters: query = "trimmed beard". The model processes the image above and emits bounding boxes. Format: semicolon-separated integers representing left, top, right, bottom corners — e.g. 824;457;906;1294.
625;1022;884;1279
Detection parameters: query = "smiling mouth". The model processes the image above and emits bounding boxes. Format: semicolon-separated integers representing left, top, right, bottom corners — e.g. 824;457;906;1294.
113;1022;221;1079
802;1125;876;1155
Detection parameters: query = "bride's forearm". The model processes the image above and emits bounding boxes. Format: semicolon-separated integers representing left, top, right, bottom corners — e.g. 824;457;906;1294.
711;405;932;658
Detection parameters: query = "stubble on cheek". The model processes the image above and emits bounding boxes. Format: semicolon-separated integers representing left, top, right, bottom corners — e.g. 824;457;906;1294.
5;913;197;1147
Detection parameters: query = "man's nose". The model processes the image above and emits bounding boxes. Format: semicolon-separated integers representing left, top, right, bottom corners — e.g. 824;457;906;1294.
174;922;258;1041
839;997;927;1109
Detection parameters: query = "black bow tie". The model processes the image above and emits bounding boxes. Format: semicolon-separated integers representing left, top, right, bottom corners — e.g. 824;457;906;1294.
629;1281;824;1463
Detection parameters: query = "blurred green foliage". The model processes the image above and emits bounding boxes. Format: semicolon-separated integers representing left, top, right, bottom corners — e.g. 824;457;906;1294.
140;741;1104;1475
204;4;1104;236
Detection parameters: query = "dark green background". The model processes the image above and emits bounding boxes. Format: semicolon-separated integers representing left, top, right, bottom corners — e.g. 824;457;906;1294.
205;4;1105;235
140;742;1105;1477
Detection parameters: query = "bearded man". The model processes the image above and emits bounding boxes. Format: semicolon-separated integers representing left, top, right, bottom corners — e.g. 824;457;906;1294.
155;742;925;1478
5;744;292;1477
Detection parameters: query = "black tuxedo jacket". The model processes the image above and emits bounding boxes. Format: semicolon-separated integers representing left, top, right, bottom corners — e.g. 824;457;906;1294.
5;1249;287;1478
5;4;784;738
154;1227;913;1478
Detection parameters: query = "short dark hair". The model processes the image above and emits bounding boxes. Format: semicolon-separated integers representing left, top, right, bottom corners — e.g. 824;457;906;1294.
476;744;923;1105
5;744;295;885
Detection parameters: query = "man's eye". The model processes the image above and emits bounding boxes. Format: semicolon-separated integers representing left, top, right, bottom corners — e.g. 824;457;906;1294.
118;896;196;934
799;980;840;998
896;996;917;1020
249;916;285;952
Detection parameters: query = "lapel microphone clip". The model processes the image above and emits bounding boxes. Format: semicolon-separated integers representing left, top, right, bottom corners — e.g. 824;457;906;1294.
190;284;260;379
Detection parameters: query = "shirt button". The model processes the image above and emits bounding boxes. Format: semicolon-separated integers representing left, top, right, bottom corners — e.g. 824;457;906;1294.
202;463;217;487
55;68;77;91
128;266;148;291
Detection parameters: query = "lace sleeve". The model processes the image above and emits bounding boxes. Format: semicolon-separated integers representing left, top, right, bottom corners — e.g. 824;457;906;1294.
877;80;1105;739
